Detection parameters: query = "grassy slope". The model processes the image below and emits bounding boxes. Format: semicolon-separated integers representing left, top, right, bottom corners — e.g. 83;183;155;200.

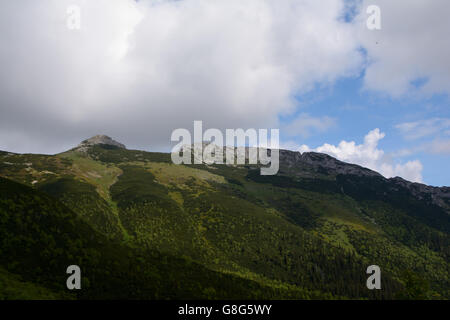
0;267;70;300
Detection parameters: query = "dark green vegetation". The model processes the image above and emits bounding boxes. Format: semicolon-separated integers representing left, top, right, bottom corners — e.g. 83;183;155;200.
0;144;448;299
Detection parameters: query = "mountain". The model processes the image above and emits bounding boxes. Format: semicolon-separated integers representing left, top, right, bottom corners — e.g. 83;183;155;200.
0;136;448;299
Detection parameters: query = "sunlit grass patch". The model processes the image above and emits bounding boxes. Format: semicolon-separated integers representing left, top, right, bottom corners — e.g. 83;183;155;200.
142;162;226;188
59;151;122;201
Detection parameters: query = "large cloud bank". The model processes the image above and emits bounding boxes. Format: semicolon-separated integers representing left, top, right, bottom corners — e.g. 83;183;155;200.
0;0;362;152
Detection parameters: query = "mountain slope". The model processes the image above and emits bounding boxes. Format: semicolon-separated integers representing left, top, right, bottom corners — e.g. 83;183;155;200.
0;137;448;299
0;176;325;299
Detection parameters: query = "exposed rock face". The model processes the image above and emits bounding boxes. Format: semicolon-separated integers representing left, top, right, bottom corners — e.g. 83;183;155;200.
173;144;449;212
280;150;382;178
76;135;126;151
389;176;450;211
177;144;381;178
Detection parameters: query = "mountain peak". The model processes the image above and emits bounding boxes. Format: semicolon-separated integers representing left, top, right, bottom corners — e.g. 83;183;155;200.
77;135;126;150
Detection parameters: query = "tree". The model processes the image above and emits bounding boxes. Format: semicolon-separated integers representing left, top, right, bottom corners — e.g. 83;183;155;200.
395;270;430;300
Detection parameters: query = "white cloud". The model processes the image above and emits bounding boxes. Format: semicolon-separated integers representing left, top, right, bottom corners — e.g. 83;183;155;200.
298;129;423;182
395;118;450;140
0;0;363;153
393;118;450;157
356;0;450;97
379;160;423;184
429;139;450;155
284;113;336;138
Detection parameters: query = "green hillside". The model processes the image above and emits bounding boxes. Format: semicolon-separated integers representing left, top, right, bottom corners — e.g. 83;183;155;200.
0;143;448;299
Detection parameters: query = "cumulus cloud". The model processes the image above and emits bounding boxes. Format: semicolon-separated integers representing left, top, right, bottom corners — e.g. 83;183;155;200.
356;0;450;97
298;129;423;183
0;0;363;153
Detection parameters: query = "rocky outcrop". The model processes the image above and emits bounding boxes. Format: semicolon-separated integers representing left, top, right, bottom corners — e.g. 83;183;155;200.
278;149;382;178
389;176;450;211
76;135;126;152
177;144;382;178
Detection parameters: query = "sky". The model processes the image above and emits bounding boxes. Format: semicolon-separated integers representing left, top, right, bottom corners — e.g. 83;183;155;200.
0;0;449;186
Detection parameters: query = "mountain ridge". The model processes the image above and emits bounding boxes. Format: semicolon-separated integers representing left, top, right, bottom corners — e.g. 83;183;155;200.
2;134;448;187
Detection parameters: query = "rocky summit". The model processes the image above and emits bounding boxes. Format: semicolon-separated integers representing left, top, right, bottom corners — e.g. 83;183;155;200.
76;135;126;151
